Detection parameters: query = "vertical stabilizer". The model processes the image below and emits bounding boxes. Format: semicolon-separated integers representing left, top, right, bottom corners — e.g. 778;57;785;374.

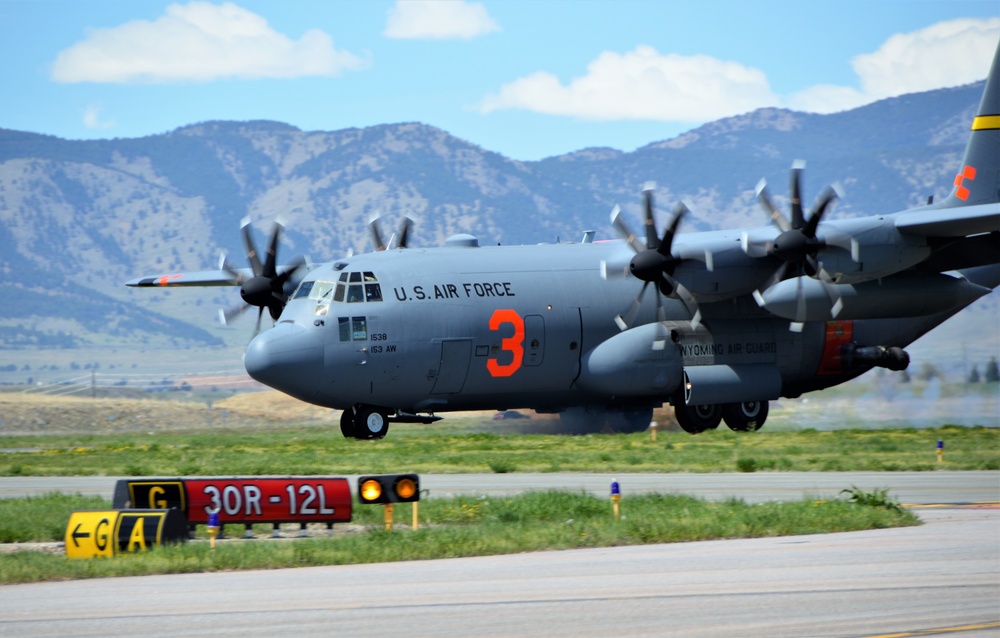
941;40;1000;208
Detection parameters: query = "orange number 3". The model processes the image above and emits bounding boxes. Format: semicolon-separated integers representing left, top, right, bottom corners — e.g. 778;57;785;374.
487;309;524;377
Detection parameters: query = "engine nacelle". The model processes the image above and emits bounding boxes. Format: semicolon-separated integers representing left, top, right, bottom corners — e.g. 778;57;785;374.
757;272;990;321
817;217;932;283
577;323;682;397
683;364;783;405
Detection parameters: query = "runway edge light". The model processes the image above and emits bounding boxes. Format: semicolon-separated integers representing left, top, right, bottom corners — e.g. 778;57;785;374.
357;474;420;505
357;474;421;532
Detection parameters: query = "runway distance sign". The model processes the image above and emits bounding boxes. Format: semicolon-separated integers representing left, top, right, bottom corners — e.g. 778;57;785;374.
113;478;352;525
65;509;187;558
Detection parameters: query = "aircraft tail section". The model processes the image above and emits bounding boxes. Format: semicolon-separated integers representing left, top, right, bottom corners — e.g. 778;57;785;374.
941;40;1000;209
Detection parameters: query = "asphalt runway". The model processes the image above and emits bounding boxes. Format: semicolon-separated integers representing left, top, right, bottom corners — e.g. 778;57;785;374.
3;471;999;504
1;473;998;637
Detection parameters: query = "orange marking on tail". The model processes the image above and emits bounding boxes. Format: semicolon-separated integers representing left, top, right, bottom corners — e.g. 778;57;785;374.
953;164;977;201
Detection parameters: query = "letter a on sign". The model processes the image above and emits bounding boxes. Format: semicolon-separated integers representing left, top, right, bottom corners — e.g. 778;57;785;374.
127;517;147;551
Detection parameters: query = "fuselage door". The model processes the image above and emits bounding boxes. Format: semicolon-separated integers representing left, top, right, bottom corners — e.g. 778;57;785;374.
431;339;472;394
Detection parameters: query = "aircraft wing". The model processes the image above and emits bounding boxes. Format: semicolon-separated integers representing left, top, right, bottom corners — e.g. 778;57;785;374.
895;203;1000;237
125;269;251;287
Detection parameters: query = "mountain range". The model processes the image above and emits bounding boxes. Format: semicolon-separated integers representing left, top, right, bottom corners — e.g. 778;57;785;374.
0;80;991;363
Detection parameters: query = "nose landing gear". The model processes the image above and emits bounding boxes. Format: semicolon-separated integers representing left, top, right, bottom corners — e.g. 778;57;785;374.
340;405;390;440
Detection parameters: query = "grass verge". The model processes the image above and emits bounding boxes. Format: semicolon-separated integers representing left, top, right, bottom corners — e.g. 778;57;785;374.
1;425;997;476
1;490;919;584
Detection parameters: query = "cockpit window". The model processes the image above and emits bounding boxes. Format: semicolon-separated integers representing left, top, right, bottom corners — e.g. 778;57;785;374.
293;280;314;299
311;272;382;313
294;280;336;300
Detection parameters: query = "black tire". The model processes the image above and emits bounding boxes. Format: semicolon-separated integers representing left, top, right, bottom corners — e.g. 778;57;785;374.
355;405;389;439
606;407;654;434
722;401;769;432
558;407;606;435
674;402;722;434
340;408;356;439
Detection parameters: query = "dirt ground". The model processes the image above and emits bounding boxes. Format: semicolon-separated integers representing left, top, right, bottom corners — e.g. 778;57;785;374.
0;391;338;435
0;391;679;436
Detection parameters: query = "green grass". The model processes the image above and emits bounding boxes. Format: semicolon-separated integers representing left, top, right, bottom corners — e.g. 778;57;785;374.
0;490;919;584
2;425;997;476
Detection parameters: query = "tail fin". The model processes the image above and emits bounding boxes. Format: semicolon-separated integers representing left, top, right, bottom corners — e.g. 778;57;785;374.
941;40;1000;208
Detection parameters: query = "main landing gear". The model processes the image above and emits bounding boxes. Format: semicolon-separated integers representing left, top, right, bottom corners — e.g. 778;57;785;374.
558;406;654;435
673;400;769;434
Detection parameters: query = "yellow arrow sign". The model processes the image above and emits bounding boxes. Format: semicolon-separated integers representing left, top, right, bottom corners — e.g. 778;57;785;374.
65;511;117;559
65;509;188;558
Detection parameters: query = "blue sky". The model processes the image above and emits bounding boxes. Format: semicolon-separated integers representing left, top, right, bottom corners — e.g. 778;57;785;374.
1;1;997;160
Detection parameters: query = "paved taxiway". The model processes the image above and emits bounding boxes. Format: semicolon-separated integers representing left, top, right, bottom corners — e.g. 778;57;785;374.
1;473;997;637
2;471;998;504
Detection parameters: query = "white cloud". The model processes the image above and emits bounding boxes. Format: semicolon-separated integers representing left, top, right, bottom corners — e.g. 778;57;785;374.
384;0;500;40
82;104;116;130
51;2;366;84
789;17;1000;113
479;46;779;122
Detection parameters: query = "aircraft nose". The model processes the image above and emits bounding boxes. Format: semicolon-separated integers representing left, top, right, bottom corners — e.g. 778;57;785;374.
244;323;323;400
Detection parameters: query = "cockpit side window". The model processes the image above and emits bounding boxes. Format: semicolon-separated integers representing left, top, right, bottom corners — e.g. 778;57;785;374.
292;280;315;299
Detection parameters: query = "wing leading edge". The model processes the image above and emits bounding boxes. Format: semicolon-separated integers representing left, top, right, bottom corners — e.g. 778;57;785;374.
125;269;251;287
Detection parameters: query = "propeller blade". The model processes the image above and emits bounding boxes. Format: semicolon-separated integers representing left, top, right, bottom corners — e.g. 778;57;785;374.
670;278;702;330
614;281;650;330
794;275;806;323
755;179;791;233
610;205;646;254
263;221;284;279
815;264;844;319
642;184;658;250
369;216;387;251
240;217;263;276
804;184;839;238
254;307;265;336
790;160;805;230
396;216;413;249
600;258;630;280
219;303;250;326
218;253;244;284
658;202;688;257
274;255;306;288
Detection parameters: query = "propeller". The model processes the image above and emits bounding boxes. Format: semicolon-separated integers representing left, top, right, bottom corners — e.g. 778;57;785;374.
604;183;701;332
746;161;845;330
369;215;413;251
220;217;306;335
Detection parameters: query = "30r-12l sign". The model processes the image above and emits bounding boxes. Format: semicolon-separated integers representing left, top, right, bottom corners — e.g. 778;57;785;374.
113;478;352;525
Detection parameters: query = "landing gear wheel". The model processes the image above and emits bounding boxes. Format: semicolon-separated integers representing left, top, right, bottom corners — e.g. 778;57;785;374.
722;401;769;432
606;407;654;434
558;407;606;435
340;408;357;439
355;405;389;439
674;402;722;434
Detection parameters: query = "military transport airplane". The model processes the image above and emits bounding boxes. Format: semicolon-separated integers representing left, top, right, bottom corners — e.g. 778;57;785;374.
127;43;1000;439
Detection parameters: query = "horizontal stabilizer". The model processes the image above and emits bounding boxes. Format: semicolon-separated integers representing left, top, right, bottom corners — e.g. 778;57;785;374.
895;202;1000;237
